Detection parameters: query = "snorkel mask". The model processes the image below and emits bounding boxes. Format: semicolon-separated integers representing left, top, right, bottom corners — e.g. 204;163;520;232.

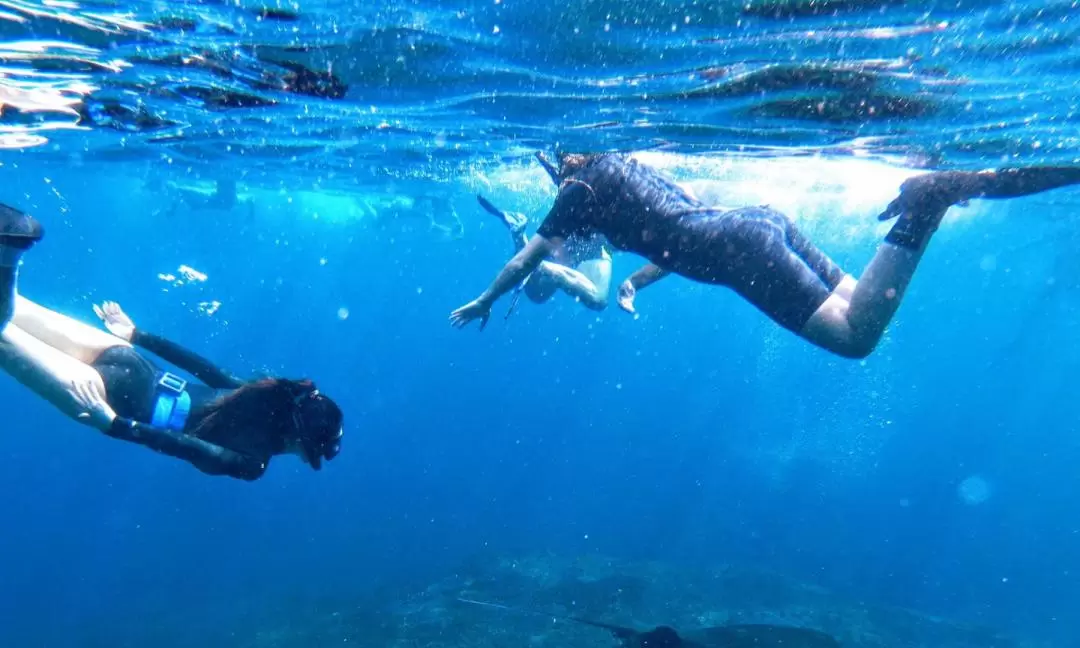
292;386;343;470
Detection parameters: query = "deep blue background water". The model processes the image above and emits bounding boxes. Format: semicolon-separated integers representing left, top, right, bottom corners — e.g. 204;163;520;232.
1;157;1078;646
2;0;1080;645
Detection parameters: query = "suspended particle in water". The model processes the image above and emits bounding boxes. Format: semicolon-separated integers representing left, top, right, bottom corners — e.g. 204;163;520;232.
958;475;992;505
980;254;998;272
337;307;350;320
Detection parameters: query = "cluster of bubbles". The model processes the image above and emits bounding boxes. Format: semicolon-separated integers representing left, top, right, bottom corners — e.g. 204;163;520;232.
157;264;221;317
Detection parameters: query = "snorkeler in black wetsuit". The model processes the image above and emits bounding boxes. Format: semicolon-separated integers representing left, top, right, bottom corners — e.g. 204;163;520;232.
451;153;1080;358
0;207;343;480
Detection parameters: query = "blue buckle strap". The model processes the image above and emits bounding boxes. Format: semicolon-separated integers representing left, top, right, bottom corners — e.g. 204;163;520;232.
151;372;191;431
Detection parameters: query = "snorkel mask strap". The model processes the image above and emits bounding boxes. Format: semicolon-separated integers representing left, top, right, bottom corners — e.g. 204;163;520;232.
290;386;318;438
293;387;319;406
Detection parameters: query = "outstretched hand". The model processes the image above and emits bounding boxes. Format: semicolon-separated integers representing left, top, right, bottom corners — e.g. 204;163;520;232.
93;301;135;341
71;378;117;431
616;279;637;315
450;299;491;330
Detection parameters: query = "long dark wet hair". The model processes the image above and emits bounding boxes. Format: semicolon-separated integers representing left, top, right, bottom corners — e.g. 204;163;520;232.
191;377;343;467
535;150;599;186
556;152;594;176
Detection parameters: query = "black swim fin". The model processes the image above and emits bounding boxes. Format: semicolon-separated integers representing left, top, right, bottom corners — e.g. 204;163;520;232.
0;203;43;247
476;194;505;219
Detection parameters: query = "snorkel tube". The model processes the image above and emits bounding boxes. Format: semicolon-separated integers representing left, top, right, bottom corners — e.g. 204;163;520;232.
534;150;561;187
501;151;567;323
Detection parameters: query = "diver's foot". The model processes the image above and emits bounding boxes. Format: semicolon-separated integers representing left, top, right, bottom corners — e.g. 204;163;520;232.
903;171;986;208
878;171;985;224
877;171;987;250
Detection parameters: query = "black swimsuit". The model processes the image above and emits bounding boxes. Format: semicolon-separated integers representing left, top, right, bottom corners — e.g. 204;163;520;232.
90;331;269;480
536;154;846;332
92;344;225;426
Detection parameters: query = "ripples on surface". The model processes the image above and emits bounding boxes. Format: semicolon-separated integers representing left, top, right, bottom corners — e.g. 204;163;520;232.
0;0;1078;186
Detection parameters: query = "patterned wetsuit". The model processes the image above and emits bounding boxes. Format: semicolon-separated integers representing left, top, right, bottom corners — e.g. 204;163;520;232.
536;154;846;331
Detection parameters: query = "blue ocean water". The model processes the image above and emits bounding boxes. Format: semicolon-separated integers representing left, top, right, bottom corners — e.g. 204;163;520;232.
1;1;1079;646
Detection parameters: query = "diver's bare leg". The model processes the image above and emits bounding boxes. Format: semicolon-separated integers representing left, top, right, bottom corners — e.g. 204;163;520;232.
571;255;612;310
0;323;108;423
0;211;125;369
832;275;857;302
11;296;130;365
801;241;934;359
801;167;1080;358
0;216;107;424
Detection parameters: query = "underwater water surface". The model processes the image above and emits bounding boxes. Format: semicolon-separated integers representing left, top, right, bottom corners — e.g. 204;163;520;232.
1;1;1079;647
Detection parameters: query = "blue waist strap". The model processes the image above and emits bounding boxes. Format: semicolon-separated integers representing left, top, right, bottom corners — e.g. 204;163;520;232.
151;372;191;431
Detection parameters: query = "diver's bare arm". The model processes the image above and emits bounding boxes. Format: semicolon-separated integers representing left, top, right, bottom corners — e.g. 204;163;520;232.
627;263;670;293
478;234;558;306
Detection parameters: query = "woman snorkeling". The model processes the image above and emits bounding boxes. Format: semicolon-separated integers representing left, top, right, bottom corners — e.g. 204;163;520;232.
0;204;343;480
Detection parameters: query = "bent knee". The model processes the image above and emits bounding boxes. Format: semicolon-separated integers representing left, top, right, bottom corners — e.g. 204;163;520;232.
799;296;880;360
829;336;878;360
809;323;880;360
